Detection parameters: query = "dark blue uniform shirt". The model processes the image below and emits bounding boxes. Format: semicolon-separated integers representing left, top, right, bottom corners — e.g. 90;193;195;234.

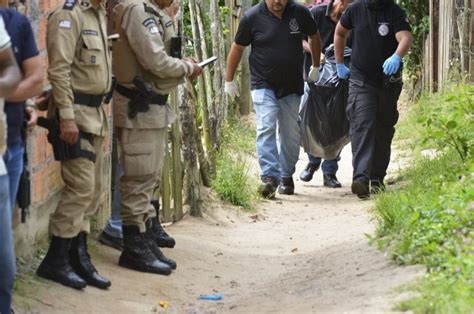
340;1;410;86
0;9;39;146
303;4;353;79
235;1;318;99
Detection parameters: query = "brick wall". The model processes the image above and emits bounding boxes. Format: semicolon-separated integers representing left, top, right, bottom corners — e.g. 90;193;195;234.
12;0;112;257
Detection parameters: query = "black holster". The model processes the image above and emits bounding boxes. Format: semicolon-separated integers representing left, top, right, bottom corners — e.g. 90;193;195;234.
37;117;96;163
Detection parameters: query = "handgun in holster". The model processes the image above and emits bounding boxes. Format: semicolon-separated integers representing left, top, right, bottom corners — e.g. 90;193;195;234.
127;76;156;119
37;116;96;162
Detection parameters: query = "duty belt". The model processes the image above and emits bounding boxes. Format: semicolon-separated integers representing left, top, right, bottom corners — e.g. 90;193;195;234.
115;84;168;105
73;92;105;107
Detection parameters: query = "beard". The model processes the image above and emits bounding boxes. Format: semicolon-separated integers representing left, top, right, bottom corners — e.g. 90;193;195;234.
366;0;394;10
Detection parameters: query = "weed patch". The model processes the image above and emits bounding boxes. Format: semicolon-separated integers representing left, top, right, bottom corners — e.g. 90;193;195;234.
211;119;257;210
372;85;474;313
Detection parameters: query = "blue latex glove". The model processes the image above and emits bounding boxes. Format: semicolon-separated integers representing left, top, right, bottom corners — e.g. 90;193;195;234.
336;63;350;80
383;54;402;75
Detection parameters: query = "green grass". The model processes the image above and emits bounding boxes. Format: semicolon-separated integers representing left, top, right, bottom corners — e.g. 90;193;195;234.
211;118;257;210
372;85;474;313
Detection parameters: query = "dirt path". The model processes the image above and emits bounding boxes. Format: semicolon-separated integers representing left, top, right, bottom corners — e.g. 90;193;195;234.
14;146;423;313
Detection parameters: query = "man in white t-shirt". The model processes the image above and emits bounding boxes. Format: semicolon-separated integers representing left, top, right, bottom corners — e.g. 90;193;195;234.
0;14;22;314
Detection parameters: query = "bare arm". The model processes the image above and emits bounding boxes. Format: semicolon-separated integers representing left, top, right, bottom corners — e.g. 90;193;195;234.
225;43;246;82
7;55;43;102
308;31;321;67
0;47;21;97
302;39;311;54
394;30;412;58
334;22;350;64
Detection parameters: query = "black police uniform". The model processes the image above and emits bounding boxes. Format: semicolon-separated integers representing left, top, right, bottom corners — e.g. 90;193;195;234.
339;0;410;186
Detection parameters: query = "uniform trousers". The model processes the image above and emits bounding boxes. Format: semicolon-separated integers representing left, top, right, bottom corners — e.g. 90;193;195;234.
346;79;402;183
117;127;167;232
50;135;104;238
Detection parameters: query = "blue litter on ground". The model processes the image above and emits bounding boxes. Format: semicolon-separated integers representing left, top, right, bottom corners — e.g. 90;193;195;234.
198;294;224;301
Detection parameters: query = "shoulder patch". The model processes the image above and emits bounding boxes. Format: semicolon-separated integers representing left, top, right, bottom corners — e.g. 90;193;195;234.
142;17;157;27
83;29;98;36
62;0;76;10
165;20;173;28
149;26;160;34
59;19;72;29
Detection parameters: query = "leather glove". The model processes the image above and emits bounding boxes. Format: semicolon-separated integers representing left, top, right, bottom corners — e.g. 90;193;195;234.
383;54;401;76
336;63;350;80
307;65;320;83
224;81;239;100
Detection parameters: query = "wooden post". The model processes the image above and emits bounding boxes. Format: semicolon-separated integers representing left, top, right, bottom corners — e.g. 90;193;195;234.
170;89;183;221
161;147;172;222
179;82;202;217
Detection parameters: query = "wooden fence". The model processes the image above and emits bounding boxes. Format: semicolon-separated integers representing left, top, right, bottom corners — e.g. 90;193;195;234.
424;0;474;92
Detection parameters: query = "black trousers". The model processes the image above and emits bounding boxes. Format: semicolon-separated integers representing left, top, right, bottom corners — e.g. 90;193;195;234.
346;79;402;183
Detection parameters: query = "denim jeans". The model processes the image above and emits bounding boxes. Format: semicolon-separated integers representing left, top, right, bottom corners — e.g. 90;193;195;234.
252;89;301;180
3;142;24;216
0;173;15;314
103;160;123;239
308;153;341;175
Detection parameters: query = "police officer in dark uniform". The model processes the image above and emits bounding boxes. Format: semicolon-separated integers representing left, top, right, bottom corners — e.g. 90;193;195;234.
334;0;412;198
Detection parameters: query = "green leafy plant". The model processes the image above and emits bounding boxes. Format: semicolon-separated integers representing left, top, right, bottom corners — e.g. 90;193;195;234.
417;85;474;163
372;84;474;313
211;119;257;210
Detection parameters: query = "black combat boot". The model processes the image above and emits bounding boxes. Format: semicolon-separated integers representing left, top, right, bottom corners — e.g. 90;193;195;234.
145;219;177;269
150;200;176;248
119;225;172;275
37;236;87;289
69;232;111;289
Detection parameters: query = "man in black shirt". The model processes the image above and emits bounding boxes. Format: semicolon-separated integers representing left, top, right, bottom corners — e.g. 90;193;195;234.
225;0;321;198
299;0;352;188
334;0;412;198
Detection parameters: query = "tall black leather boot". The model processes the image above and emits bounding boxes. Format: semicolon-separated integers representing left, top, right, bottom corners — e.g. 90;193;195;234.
150;200;176;248
119;225;172;275
69;232;111;289
37;236;87;289
145;220;177;270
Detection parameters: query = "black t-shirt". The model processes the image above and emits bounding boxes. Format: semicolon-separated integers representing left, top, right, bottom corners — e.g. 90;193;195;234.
235;1;318;99
340;1;411;86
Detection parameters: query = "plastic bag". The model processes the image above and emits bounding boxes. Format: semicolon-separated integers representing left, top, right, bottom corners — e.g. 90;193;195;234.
300;45;351;160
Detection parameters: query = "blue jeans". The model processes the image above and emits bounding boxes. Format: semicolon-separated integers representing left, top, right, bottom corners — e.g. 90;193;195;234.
308;153;341;175
252;89;301;180
103;159;123;239
3;142;24;216
0;173;15;314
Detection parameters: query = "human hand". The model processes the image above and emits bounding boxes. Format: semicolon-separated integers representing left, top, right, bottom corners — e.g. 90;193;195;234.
224;81;239;100
59;119;79;145
336;63;350;80
25;106;38;129
308;65;320;83
382;54;401;76
35;89;51;111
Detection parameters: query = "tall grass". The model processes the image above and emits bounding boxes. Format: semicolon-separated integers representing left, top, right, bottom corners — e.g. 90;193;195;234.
372;85;474;313
211;118;257;210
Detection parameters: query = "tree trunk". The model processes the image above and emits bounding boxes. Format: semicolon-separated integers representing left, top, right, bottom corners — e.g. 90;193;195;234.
178;82;202;217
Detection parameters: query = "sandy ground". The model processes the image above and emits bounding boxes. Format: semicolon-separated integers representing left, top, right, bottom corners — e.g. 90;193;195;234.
13;145;424;314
